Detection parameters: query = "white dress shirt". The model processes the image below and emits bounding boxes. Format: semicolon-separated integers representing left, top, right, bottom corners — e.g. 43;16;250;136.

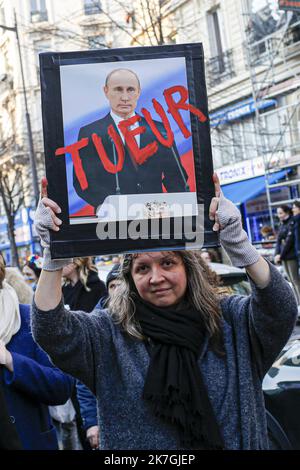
110;111;140;148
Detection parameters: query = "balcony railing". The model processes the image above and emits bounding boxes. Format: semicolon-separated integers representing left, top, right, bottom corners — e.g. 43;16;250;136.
246;19;300;66
206;49;235;88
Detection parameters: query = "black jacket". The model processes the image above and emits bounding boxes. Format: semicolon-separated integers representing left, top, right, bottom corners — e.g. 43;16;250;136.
294;214;300;264
62;271;107;313
275;216;296;261
0;379;22;449
73;113;189;209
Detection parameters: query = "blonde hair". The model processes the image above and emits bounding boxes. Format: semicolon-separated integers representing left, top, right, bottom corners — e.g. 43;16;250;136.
109;251;225;355
63;257;98;291
5;267;33;304
0;256;21;345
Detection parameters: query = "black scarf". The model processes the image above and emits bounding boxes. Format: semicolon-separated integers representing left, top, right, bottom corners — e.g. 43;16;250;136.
134;297;224;450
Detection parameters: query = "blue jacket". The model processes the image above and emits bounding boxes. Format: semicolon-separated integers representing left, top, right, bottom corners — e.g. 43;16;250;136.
31;264;297;450
1;304;74;450
76;381;97;431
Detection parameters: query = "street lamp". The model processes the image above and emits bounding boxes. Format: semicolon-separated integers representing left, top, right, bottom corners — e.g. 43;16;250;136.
0;10;39;205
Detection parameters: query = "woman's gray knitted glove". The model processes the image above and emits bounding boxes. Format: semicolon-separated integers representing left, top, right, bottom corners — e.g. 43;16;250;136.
216;193;260;268
34;199;72;271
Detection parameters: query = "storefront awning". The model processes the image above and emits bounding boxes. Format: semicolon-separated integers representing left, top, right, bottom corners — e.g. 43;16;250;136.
210;97;277;127
221;170;288;205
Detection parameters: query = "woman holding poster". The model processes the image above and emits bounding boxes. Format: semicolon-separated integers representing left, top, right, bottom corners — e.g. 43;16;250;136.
31;174;297;450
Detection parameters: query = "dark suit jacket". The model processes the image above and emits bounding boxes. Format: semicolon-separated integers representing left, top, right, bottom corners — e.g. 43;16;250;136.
73;113;189;209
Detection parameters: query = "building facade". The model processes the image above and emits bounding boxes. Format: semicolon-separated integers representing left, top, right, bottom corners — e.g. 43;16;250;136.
0;0;300;262
168;0;300;241
0;0;132;262
121;0;300;240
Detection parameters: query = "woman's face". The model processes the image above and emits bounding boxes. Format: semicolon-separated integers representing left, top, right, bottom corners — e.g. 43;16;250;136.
108;279;122;297
23;265;37;283
292;204;300;216
277;208;289;222
200;251;212;264
62;263;77;279
131;252;187;307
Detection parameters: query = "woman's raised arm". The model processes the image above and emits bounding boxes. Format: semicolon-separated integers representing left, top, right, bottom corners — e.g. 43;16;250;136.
34;178;72;311
209;172;270;288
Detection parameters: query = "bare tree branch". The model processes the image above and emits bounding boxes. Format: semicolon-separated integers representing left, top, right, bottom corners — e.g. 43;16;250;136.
145;0;161;44
0;156;28;267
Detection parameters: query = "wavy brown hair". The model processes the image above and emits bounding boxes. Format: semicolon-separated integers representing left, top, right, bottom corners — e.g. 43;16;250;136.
109;251;225;356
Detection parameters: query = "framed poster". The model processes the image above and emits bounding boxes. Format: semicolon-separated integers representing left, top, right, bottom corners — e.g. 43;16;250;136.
40;43;218;258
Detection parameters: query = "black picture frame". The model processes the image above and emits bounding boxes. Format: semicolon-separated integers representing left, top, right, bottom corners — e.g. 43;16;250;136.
39;42;218;258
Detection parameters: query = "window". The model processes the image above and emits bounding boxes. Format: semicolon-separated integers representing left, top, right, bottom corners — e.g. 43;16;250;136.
247;1;285;44
30;0;48;22
206;7;234;86
211;117;262;167
84;0;102;15
88;35;105;49
207;9;224;64
211;125;234;167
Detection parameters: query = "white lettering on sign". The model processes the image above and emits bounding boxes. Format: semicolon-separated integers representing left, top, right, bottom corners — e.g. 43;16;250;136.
217;157;265;185
227;104;251;121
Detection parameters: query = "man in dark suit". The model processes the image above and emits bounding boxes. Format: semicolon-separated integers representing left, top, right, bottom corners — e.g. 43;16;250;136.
74;68;189;212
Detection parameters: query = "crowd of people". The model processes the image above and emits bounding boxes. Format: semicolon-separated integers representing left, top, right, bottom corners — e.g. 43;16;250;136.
274;201;300;308
1;248;120;450
1;178;299;450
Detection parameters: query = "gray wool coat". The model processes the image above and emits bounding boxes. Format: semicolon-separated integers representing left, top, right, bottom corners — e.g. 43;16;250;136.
31;263;297;450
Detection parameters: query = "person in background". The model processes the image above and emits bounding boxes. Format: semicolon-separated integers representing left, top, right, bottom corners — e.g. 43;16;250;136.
200;250;212;264
76;263;123;450
0;253;23;450
0;380;23;449
62;258;106;312
0;255;74;450
22;254;42;291
5;265;33;305
76;380;98;450
107;266;122;297
200;248;221;265
0;252;33;305
56;257;107;450
292;200;300;275
97;263;122;309
274;204;300;304
260;225;275;242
